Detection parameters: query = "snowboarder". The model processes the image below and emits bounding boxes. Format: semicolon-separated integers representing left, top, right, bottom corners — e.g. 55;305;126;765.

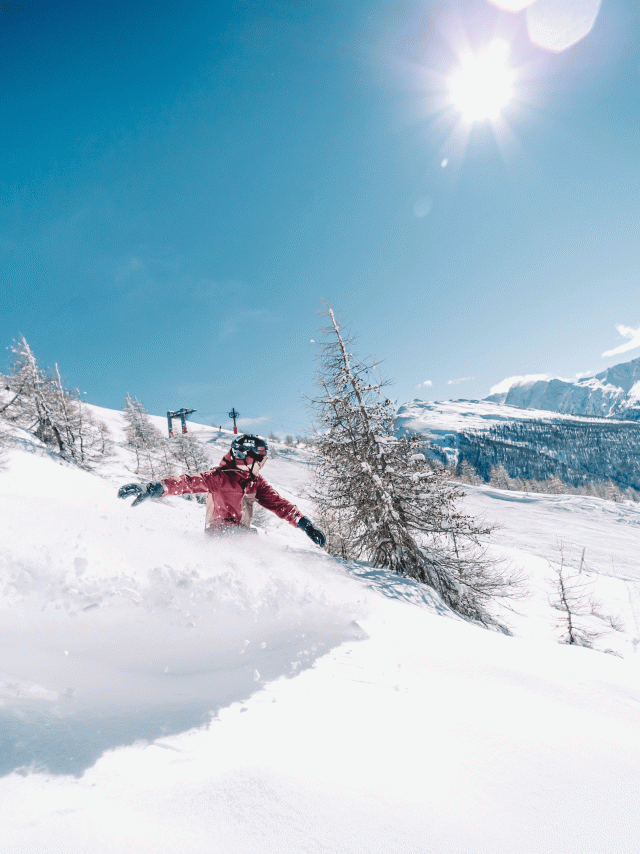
117;433;326;546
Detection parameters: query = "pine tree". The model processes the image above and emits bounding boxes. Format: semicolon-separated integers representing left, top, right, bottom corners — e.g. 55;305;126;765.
310;306;524;628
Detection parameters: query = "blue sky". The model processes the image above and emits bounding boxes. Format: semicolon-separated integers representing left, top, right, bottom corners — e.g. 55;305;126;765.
2;0;639;436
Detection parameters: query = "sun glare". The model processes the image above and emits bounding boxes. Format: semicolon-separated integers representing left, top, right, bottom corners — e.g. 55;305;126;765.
449;40;514;122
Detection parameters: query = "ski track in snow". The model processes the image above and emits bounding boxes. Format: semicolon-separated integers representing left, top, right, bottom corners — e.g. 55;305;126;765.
1;412;639;852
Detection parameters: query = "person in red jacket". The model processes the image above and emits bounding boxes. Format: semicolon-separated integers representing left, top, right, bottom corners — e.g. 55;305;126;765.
117;433;326;546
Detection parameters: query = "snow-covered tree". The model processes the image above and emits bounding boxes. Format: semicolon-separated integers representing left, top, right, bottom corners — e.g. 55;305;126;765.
47;364;113;467
266;432;280;456
457;458;481;485
543;474;567;495
169;432;212;475
2;336;61;448
489;463;511;490
598;480;624;502
310;306;524;628
2;337;112;467
166;432;212;504
122;394;172;480
625;486;640;502
0;371;10;458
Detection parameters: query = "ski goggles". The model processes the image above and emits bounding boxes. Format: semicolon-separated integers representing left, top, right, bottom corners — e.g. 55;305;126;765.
246;447;268;462
234;442;268;461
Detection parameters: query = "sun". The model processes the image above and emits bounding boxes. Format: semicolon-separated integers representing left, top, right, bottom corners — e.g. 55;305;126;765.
449;40;514;122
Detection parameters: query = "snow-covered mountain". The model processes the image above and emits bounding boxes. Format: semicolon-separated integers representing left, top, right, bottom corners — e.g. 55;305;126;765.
486;356;640;420
395;357;640;488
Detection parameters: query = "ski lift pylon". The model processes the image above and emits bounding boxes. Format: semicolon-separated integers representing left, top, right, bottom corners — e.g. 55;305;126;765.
167;408;196;438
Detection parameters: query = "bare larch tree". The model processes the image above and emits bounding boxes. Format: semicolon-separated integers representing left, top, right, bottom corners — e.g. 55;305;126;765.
310;306;524;629
2;336;112;467
549;543;610;647
122;393;173;480
169;432;212;475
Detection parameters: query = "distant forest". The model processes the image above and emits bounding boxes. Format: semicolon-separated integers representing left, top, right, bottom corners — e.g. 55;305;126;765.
422;418;640;499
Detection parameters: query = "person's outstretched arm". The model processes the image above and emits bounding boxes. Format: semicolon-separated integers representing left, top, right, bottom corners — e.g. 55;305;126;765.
118;469;215;505
255;480;326;546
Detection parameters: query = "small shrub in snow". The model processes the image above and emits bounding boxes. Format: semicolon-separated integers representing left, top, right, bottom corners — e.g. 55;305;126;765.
549;543;623;650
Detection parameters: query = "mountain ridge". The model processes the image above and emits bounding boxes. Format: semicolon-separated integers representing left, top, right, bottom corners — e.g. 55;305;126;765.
485;355;640;420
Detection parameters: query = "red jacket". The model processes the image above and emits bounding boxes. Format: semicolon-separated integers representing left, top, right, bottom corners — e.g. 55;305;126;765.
161;451;303;532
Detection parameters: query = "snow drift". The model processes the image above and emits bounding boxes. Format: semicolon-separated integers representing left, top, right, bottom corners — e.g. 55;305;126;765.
0;446;368;776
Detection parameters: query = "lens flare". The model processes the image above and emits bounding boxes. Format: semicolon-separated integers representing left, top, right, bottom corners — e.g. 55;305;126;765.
488;0;536;11
449;40;514;122
526;0;602;53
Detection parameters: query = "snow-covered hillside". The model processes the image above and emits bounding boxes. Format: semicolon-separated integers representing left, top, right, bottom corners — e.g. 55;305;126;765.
1;408;640;853
395;398;640;489
395;398;593;459
486;355;640;420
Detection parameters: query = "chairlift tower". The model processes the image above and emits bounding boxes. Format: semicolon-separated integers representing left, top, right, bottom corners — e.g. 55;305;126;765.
167;408;196;438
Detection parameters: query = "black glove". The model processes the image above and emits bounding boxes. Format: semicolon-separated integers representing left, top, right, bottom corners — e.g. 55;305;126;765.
117;481;164;507
297;516;326;547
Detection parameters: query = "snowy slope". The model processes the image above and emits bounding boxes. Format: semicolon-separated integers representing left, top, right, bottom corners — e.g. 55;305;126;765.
1;410;640;853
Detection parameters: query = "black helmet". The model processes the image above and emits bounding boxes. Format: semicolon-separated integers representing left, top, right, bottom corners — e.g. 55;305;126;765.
230;434;268;462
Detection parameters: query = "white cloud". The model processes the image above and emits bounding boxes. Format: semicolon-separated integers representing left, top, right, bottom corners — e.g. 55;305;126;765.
237;417;269;429
489;374;549;395
447;376;473;386
237;415;270;429
413;196;433;218
115;256;146;282
602;324;640;358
